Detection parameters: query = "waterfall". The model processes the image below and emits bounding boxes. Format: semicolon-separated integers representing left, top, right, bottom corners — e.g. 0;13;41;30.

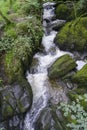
23;2;86;130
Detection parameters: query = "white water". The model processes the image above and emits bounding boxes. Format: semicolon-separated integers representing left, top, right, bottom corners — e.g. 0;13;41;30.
24;2;86;130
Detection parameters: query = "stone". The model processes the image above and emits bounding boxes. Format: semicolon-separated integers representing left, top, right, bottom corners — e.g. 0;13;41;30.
55;3;74;21
48;54;77;79
0;80;32;121
35;107;64;130
54;17;87;52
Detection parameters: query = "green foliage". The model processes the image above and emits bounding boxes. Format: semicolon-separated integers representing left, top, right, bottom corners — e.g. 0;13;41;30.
58;94;87;130
13;35;33;61
0;0;21;21
0;16;42;54
21;0;41;16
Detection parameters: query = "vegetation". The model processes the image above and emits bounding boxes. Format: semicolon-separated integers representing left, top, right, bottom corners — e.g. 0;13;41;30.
0;0;43;84
0;0;87;130
58;94;87;130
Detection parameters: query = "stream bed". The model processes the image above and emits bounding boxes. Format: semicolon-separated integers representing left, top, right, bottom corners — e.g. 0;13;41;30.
23;2;86;130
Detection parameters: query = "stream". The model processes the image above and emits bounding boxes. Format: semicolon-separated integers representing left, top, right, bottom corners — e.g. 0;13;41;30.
23;2;86;130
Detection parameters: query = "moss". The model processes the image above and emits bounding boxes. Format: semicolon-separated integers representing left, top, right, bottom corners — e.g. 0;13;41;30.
48;54;76;79
72;64;87;87
3;105;14;119
55;3;75;21
55;17;87;52
4;51;23;84
17;100;25;113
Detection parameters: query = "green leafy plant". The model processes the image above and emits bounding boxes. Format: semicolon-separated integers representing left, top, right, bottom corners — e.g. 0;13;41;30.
58;94;87;130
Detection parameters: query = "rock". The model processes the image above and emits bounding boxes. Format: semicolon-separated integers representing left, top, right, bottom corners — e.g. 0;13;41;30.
34;106;68;130
48;54;77;79
0;79;32;121
0;114;24;130
72;64;87;87
50;19;66;30
54;17;87;52
55;3;74;21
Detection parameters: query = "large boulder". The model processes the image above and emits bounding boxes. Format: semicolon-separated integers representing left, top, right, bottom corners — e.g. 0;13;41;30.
48;54;76;79
0;79;32;121
55;3;75;21
54;17;87;52
72;64;87;87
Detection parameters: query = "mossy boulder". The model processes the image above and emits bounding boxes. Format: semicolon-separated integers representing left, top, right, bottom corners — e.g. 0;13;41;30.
72;64;87;87
55;3;75;21
48;54;77;79
54;17;87;52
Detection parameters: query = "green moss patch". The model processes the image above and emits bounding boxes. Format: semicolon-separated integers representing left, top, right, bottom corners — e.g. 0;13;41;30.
72;64;87;86
55;17;87;52
48;54;76;79
55;3;74;21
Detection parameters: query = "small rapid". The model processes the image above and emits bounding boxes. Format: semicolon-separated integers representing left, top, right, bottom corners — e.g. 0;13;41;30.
24;2;86;130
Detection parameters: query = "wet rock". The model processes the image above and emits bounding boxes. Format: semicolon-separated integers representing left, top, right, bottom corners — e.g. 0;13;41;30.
0;115;24;130
50;19;66;30
0;80;32;121
34;105;68;130
48;54;77;79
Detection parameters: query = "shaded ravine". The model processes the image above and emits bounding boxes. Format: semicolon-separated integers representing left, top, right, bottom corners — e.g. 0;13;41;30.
23;2;86;130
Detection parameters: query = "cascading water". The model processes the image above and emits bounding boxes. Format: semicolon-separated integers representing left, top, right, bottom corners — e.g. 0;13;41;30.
24;2;86;130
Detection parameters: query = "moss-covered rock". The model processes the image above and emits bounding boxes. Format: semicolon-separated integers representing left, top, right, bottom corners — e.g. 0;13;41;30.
48;54;77;79
72;64;87;87
55;3;75;21
54;17;87;52
0;79;32;120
